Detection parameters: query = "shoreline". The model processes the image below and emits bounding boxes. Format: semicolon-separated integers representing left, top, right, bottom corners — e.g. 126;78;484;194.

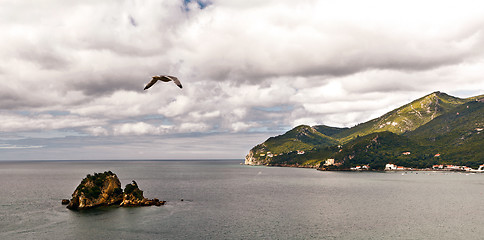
243;163;484;173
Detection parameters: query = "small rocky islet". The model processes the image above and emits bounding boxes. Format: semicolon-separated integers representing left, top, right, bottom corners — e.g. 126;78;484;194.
62;171;165;210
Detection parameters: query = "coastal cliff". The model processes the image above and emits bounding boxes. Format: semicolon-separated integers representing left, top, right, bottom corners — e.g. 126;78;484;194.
244;147;266;165
66;171;164;210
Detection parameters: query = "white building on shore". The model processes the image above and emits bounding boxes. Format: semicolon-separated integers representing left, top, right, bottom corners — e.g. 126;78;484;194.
385;164;397;170
324;159;335;166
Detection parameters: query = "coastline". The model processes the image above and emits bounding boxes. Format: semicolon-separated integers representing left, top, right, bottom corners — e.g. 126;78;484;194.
243;162;484;173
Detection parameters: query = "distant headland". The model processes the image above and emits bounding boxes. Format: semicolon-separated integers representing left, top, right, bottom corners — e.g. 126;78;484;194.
245;92;484;170
62;171;165;210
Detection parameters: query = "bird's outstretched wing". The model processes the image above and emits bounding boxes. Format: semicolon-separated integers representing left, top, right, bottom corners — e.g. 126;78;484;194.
167;76;183;88
144;75;183;90
144;78;158;90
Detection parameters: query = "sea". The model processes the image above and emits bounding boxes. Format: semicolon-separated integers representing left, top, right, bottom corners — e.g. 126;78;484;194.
1;160;484;240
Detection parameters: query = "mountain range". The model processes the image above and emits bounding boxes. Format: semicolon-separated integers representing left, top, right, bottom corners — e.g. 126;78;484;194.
245;92;484;170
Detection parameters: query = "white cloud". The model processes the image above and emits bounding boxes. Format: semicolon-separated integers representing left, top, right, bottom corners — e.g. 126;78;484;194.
84;126;109;137
113;122;168;136
0;144;44;149
174;0;484;82
231;122;257;132
189;110;221;121
1;0;484;159
177;122;210;133
0;112;105;132
159;95;194;117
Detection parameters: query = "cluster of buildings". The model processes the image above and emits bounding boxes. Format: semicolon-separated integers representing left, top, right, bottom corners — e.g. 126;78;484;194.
350;165;370;171
384;163;484;172
384;164;413;171
431;164;481;172
399;151;442;157
260;150;303;159
260;151;283;158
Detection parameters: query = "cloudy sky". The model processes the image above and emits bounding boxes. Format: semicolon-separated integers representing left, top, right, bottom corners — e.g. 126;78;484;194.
1;0;483;160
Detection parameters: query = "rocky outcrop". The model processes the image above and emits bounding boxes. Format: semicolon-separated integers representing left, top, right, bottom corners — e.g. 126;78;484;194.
67;171;123;210
244;150;258;165
66;171;164;210
120;181;165;207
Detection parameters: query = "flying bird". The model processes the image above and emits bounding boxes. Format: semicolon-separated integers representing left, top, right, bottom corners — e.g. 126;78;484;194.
144;75;183;90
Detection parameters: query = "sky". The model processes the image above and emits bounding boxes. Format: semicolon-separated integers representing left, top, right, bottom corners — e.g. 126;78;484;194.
0;0;483;160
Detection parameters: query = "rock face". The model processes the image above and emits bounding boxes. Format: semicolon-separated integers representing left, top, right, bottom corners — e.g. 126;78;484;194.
66;171;165;210
67;171;123;210
120;181;166;207
244;150;258;165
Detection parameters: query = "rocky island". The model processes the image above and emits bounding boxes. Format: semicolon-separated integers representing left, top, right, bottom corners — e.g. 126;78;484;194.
64;171;165;210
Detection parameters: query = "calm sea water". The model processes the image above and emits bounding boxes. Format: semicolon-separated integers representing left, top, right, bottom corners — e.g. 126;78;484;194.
1;160;484;239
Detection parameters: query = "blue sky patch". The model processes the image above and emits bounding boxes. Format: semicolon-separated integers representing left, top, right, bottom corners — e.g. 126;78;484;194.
183;0;211;11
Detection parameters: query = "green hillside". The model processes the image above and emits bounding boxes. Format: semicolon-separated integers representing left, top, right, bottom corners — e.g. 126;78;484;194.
332;132;435;170
406;100;484;166
332;91;469;143
245;92;484;168
313;125;349;137
268;131;435;169
245;125;338;165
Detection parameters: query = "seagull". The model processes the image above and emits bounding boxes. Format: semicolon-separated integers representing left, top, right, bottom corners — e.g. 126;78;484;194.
144;75;182;90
